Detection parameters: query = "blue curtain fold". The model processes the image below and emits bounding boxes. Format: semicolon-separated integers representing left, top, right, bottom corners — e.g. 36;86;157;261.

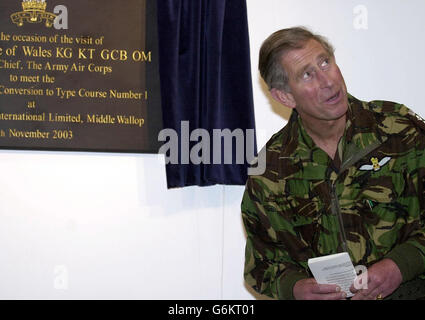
157;0;256;188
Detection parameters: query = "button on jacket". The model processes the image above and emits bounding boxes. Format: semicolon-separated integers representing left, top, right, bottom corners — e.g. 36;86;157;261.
242;94;425;299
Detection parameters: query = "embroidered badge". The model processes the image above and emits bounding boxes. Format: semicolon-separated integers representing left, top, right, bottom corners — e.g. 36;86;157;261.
365;199;376;210
359;157;391;171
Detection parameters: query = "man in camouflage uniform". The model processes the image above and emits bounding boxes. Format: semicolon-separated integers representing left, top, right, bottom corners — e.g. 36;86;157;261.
242;27;425;300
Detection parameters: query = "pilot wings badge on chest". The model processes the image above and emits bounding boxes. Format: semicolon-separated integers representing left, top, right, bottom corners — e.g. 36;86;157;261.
359;157;391;172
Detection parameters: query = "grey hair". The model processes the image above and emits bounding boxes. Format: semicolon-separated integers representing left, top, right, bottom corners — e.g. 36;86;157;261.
259;26;335;92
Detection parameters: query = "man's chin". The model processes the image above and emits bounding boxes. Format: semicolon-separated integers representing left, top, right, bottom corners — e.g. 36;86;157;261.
322;103;348;121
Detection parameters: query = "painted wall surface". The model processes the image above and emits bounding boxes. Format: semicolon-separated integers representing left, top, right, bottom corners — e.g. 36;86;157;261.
0;0;424;299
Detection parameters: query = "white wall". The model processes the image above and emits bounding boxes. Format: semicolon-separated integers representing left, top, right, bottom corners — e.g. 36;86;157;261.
0;0;424;299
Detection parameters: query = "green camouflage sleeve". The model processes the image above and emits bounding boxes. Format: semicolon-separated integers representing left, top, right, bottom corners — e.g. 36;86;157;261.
241;176;309;300
384;106;425;281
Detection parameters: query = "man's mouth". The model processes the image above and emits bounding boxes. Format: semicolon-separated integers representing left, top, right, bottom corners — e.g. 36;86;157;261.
325;90;341;104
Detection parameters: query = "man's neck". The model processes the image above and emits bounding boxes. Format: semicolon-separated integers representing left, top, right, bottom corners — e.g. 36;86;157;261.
300;114;347;160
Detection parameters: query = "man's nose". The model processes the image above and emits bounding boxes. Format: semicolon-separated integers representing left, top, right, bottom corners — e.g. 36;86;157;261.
317;70;334;88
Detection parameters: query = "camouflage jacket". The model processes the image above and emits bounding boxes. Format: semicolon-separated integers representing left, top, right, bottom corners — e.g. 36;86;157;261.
242;94;425;299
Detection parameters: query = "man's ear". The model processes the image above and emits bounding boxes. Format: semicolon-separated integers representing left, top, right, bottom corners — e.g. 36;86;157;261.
270;88;296;109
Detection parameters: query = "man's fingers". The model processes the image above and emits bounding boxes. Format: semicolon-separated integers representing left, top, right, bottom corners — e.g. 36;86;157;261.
352;277;380;298
350;283;359;294
313;291;347;300
361;286;384;300
294;278;348;300
351;286;384;300
311;283;341;294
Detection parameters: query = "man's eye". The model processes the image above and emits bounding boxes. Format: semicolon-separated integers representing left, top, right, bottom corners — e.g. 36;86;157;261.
321;59;329;67
302;72;311;80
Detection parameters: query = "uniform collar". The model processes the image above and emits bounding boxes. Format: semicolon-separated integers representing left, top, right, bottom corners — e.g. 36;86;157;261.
341;94;388;170
278;94;387;174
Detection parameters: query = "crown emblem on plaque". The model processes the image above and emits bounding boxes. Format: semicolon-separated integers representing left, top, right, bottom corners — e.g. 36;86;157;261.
11;0;57;27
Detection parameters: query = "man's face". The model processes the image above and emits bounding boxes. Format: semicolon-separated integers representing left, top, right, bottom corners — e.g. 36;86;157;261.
280;39;348;123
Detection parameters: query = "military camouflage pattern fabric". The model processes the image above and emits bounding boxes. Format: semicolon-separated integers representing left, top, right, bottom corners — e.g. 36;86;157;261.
241;94;425;299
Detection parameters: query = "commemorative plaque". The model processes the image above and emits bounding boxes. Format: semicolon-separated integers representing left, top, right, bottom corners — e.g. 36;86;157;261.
0;0;162;153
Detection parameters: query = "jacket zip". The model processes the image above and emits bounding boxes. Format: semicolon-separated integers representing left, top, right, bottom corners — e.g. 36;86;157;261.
329;140;383;254
329;180;349;252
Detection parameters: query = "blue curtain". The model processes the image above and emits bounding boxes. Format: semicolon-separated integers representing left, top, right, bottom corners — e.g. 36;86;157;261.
157;0;256;188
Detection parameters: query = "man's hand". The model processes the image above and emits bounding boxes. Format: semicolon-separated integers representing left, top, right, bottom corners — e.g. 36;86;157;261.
350;258;402;300
293;278;346;300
